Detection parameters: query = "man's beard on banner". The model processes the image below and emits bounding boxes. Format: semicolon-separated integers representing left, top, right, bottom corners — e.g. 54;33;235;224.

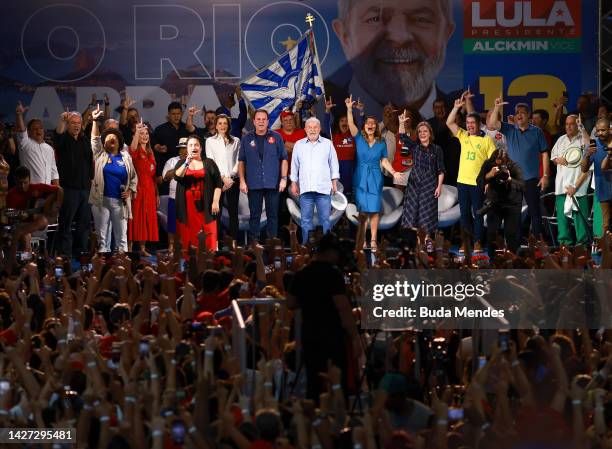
351;45;446;106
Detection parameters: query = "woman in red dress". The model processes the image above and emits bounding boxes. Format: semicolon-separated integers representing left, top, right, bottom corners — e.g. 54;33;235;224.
128;120;159;255
174;135;222;254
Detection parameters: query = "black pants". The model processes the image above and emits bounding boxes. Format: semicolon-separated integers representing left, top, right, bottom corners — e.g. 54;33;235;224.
486;204;522;256
218;181;239;242
302;337;347;401
56;187;91;256
524;178;543;238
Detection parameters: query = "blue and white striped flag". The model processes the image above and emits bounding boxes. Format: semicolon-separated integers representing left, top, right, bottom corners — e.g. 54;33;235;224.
240;30;324;129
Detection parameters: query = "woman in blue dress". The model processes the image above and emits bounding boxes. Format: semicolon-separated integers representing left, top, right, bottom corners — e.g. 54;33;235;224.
398;110;445;238
346;95;401;249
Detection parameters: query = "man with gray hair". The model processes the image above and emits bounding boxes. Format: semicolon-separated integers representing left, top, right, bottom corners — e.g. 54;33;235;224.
54;110;93;256
331;0;456;119
290;117;340;243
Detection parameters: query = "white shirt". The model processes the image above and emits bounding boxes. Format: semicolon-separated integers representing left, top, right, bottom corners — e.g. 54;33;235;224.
205;134;240;178
16;131;59;184
162;156;181;199
550;133;590;197
482;125;507;151
290;136;339;195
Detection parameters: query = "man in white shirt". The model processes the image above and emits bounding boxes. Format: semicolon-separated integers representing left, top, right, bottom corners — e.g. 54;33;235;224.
162;137;188;252
551;115;591;245
15;101;59;185
290;117;340;244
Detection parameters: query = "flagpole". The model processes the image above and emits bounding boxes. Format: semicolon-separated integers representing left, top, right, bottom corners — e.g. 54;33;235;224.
305;13;326;98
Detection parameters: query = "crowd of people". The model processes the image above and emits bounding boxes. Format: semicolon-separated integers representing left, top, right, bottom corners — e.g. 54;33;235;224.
1;88;611;259
0;88;611;448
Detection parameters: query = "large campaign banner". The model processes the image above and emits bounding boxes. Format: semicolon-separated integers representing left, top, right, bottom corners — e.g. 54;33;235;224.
0;0;597;129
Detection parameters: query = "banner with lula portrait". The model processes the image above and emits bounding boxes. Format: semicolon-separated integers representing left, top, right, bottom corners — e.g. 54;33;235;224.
0;0;597;130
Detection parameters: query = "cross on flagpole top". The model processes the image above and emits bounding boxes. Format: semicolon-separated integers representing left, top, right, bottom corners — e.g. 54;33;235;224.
305;13;315;27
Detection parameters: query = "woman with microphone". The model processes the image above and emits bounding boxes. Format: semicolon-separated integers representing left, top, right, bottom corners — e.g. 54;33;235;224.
174;135;223;253
90;105;138;253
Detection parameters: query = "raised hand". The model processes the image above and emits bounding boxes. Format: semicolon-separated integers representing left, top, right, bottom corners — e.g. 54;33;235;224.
398;109;410;125
91;104;103;120
121;95;136;109
188;105;198;117
135;117;144;132
355;97;365;111
60;107;70;122
494;95;509;108
345;94;355;110
16;101;28;115
454;96;465;109
324;96;336;112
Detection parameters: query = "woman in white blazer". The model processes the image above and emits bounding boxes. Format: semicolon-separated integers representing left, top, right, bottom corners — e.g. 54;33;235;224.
205;114;240;241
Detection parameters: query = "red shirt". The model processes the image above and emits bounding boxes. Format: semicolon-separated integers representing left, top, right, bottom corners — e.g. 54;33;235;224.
196;288;231;314
277;128;306;144
6;183;58;210
0;328;17;346
332;132;356;161
392;134;416;173
278;128;306;174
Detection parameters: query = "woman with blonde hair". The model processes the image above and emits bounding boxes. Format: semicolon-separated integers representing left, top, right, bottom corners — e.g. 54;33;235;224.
399;114;445;238
128;119;159;255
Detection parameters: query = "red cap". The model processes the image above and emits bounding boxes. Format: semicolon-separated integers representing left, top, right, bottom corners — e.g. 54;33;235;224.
195;310;217;325
280;111;294;119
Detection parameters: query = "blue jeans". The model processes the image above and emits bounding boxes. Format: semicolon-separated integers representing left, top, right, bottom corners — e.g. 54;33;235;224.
247;189;279;241
299;192;332;244
457;183;484;243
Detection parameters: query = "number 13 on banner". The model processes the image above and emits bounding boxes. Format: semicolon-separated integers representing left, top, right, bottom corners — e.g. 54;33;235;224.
480;75;567;116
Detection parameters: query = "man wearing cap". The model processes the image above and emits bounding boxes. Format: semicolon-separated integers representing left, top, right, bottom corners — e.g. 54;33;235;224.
239;109;288;241
277;111;306;160
162;137;188;252
551;115;591;246
290;117;340;243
